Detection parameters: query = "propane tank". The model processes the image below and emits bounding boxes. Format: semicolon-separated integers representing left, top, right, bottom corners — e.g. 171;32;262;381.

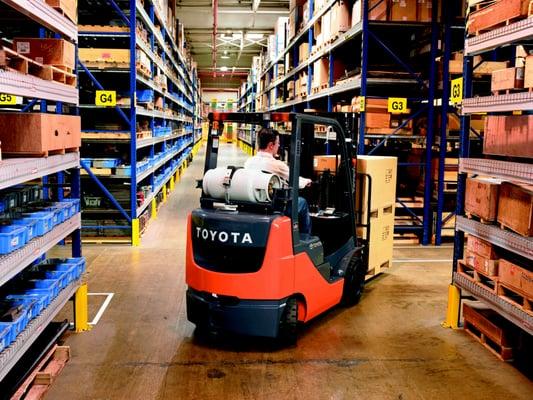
203;167;281;203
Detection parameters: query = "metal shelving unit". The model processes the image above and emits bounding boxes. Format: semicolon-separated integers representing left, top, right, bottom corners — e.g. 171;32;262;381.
0;279;82;381
77;0;201;244
447;12;533;334
0;0;87;383
257;0;452;244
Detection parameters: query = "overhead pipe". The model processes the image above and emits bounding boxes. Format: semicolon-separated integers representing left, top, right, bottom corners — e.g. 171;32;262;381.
212;0;218;78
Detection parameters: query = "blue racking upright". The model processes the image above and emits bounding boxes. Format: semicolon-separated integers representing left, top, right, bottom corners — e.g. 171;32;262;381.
0;0;88;381
77;0;201;245
256;0;467;245
237;60;260;154
444;9;533;334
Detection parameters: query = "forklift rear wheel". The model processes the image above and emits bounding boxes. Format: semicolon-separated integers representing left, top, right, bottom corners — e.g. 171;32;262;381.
341;255;366;306
278;297;298;345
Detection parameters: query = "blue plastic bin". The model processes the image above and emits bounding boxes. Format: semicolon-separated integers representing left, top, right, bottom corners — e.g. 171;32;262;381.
6;294;46;320
0;225;27;254
0;324;10;352
62;199;80;217
21;211;53;236
93;158;122;168
0;307;29;345
27;279;60;299
11;218;37;242
45;258;86;279
137;89;154;103
24;289;52;307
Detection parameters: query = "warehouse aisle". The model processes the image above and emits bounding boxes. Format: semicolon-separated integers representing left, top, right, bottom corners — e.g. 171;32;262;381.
47;144;532;400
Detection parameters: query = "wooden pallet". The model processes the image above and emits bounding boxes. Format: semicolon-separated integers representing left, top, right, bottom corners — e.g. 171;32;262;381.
393;233;420;245
365;128;413;135
457;260;498;293
465;212;494;225
3;146;79;158
491;87;530;96
12;345;70;400
82;131;130;140
497;282;533;315
463;304;515;362
80;60;129;70
81;167;112;176
136;130;152;139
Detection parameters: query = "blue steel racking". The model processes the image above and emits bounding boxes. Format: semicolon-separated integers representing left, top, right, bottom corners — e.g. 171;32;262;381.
0;0;88;381
237;66;259;154
257;0;454;245
445;16;533;334
77;0;201;245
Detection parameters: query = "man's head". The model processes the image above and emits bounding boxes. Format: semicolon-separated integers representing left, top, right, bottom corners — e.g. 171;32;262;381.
257;128;280;156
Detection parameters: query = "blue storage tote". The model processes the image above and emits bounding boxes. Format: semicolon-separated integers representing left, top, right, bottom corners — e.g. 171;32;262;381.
62;199;81;217
24;289;52;307
42;258;85;280
27;279;60;299
6;294;46;320
0;306;29;345
0;225;27;254
11;218;37;242
21;211;54;236
93;158;122;168
0;324;10;352
137;89;154;103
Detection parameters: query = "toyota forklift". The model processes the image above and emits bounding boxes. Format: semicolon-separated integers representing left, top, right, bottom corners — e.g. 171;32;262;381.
186;112;372;343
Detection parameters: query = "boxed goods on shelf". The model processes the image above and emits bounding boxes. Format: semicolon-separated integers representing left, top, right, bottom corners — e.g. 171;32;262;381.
483;115;533;159
79;48;130;66
46;0;78;23
330;0;351;37
465;177;500;222
467;235;498;260
524;55;533;89
390;0;417;22
465;250;498;277
313;155;340;174
431;158;458;182
491;67;524;92
498;258;533;299
467;0;531;35
416;0;432;22
0;113;80;156
497;182;533;237
13;38;75;69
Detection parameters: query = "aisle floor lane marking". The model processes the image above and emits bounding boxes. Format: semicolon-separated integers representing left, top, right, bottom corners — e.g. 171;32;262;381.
88;293;115;326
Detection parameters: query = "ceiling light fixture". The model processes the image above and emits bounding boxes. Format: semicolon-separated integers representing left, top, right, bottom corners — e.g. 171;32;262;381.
220;66;228;72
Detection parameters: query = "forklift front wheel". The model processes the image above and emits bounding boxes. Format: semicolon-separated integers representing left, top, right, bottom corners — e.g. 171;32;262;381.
341;255;366;306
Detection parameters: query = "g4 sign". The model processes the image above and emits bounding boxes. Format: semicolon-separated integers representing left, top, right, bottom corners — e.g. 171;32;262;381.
388;97;408;114
95;90;116;107
0;93;17;105
451;77;463;105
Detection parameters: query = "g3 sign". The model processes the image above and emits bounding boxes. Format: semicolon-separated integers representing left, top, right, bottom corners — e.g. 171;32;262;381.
0;93;17;105
388;97;408;114
95;90;116;107
451;77;463;105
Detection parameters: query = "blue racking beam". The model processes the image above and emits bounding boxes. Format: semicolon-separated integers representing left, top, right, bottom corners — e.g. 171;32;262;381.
435;0;453;245
421;0;439;245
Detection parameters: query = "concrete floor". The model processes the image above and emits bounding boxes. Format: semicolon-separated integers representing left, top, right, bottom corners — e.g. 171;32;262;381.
46;144;533;399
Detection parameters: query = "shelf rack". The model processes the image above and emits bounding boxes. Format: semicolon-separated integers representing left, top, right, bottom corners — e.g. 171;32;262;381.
77;0;201;245
447;14;533;334
0;0;87;383
256;0;461;244
237;60;259;153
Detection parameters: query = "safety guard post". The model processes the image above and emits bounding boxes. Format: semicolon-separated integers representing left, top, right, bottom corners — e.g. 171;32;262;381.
163;184;167;202
442;284;461;329
170;175;175;191
151;198;157;219
132;218;140;246
74;283;90;332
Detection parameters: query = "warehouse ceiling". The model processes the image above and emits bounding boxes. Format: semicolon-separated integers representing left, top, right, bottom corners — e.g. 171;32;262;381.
176;0;289;90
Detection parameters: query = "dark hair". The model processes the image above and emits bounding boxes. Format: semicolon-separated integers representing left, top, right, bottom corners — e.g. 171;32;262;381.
257;128;279;150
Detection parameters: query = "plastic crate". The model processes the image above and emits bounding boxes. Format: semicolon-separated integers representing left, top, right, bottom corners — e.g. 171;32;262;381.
93;158;122;168
0;225;27;254
24;289;52;307
137;89;154;103
21;211;54;236
27;279;60;299
0;307;29;345
28;270;69;290
43;258;85;280
11;218;38;242
61;199;80;217
6;294;46;320
80;158;93;168
0;192;18;211
0;324;10;352
115;166;132;177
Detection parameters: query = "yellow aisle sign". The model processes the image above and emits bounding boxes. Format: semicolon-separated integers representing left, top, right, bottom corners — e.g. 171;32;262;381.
96;90;116;107
0;93;17;105
451;77;463;105
388;98;408;114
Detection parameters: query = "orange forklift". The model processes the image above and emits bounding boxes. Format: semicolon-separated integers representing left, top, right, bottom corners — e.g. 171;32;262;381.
186;112;372;343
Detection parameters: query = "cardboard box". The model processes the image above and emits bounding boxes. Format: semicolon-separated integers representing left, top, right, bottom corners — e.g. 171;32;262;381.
313;155;340;174
13;38;75;68
491;67;524;92
467;0;530;35
366;112;391;129
524;55;533;89
331;0;351;36
484;115;533;159
0;113;80;155
369;0;388;21
497;182;533;237
390;0;417;22
467;235;498;260
299;42;309;62
357;210;394;276
498;258;533;297
45;0;77;24
356;156;398;216
417;0;432;22
465;177;500;222
79;48;130;64
431;158;458;182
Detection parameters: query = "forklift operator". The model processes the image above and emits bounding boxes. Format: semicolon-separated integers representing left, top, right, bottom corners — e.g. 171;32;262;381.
244;127;312;236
